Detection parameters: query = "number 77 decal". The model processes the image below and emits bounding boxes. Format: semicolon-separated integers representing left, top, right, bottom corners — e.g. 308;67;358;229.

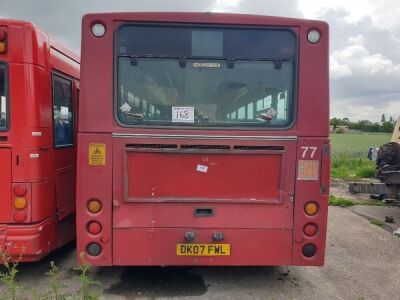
301;146;318;158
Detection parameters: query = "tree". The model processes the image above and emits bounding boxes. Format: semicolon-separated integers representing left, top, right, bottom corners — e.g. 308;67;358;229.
342;117;350;125
381;121;394;133
330;118;340;129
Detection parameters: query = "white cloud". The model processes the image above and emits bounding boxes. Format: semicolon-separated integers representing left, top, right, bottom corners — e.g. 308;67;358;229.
212;0;241;12
330;56;352;79
347;34;365;45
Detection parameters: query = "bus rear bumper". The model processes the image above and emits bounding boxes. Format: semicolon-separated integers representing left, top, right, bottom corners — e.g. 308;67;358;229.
0;217;55;262
110;228;295;266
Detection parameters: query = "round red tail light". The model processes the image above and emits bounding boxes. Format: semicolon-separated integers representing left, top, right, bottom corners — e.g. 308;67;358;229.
87;221;102;235
14;211;27;222
303;223;318;237
14;185;27;197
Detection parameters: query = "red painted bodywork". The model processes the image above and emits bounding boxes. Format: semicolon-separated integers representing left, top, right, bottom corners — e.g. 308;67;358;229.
0;19;79;262
77;12;329;266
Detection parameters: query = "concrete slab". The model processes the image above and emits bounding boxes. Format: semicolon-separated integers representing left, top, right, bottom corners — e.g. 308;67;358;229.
351;205;400;232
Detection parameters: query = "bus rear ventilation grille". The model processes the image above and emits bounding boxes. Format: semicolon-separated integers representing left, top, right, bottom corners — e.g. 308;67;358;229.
180;144;231;150
126;144;178;149
233;145;284;150
0;136;8;142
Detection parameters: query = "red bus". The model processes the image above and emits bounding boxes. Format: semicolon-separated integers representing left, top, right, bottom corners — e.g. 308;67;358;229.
0;19;79;262
77;12;329;266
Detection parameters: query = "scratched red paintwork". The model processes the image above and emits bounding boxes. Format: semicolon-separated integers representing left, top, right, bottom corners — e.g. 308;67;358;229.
0;19;79;262
77;12;329;266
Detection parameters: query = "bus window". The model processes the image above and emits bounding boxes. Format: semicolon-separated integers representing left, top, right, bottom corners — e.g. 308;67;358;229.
52;74;73;147
116;26;295;128
0;64;8;130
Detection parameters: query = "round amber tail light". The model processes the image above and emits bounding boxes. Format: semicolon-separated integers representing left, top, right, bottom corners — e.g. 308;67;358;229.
87;199;102;214
305;202;318;216
14;197;27;210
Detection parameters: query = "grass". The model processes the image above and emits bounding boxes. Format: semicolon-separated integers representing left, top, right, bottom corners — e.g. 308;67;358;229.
369;218;385;226
0;252;99;300
330;132;391;180
328;195;387;207
329;195;357;207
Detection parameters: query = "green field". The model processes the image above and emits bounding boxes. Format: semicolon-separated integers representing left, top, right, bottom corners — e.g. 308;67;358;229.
330;132;391;158
330;132;391;179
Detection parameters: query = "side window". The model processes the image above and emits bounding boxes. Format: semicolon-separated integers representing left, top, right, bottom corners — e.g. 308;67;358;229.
0;64;8;131
52;74;73;147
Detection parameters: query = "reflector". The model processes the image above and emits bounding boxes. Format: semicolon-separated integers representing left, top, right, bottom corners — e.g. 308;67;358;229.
87;243;102;256
302;244;316;257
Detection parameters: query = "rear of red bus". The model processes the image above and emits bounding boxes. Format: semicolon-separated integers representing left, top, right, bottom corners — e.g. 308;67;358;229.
0;20;79;261
77;12;329;266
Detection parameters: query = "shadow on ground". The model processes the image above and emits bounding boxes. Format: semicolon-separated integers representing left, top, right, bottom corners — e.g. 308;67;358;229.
103;266;284;298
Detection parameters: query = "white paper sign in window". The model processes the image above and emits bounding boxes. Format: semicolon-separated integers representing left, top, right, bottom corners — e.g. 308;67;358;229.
172;106;194;123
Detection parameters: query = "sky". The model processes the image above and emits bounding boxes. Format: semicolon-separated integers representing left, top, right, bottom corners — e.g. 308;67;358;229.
1;0;399;122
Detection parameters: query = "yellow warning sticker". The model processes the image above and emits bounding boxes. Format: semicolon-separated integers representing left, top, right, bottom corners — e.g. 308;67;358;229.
89;143;106;166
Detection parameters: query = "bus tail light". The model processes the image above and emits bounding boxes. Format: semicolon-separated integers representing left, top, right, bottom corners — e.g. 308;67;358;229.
14;197;27;210
14;211;27;222
87;243;102;256
302;244;316;258
0;29;6;53
87;221;102;235
303;223;318;237
305;202;318;216
14;185;27;197
87;199;102;214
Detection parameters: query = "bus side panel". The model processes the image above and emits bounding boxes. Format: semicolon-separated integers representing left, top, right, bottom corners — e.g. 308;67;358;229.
76;133;112;266
292;138;330;266
0;148;12;223
31;180;54;222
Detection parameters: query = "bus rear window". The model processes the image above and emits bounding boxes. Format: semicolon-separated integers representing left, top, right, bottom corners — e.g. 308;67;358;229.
0;63;8;131
116;25;296;128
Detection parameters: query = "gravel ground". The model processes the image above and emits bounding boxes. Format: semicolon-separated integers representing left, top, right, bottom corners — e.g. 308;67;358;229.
1;206;400;300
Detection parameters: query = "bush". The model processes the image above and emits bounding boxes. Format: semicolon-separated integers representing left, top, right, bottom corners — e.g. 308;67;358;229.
335;127;345;134
355;166;376;178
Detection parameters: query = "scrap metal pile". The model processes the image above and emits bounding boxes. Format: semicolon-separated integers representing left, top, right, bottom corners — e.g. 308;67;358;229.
375;142;400;200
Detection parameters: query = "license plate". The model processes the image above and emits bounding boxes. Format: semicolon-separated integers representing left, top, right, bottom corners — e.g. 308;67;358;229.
176;243;230;256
